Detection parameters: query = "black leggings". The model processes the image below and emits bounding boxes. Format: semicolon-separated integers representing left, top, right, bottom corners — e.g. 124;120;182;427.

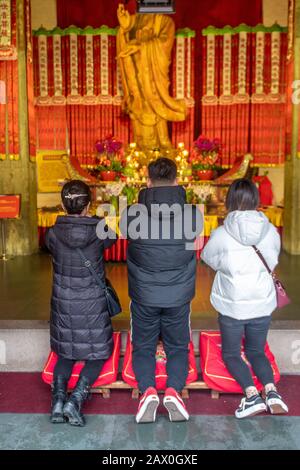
54;357;105;386
218;313;274;391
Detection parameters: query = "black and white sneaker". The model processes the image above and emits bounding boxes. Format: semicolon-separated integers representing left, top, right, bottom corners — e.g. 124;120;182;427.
235;394;267;419
265;390;288;415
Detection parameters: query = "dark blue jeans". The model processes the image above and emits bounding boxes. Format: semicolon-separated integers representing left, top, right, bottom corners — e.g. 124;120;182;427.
218;314;275;391
131;301;191;393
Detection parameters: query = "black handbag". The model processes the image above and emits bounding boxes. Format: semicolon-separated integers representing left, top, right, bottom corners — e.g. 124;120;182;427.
76;247;122;317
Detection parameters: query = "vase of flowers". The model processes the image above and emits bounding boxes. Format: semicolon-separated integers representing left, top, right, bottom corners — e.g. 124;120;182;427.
99;170;117;181
95;135;125;181
196;169;214;181
189;135;221;181
190;184;215;204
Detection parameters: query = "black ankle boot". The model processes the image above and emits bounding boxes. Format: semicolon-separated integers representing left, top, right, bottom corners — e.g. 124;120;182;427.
51;375;68;423
63;376;90;427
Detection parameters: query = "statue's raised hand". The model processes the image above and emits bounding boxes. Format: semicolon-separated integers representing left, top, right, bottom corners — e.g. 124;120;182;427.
117;4;131;31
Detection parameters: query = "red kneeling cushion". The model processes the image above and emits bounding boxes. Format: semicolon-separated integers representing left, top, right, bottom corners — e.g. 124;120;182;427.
122;332;198;390
200;331;280;393
42;332;121;389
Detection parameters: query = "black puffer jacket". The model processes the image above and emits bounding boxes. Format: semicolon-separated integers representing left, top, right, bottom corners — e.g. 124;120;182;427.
120;186;203;308
46;216;114;361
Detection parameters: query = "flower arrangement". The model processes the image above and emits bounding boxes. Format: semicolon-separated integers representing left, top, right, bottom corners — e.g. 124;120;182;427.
188;184;216;204
95;135;123;157
104;182;126;198
122;183;139;206
95;135;125;175
97;181;139;212
189;135;221;170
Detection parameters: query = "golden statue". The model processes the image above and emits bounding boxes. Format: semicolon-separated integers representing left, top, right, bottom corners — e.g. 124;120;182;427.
117;4;186;150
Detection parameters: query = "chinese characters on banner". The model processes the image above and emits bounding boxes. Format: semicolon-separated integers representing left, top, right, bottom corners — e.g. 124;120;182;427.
0;195;20;219
0;0;11;47
0;0;16;60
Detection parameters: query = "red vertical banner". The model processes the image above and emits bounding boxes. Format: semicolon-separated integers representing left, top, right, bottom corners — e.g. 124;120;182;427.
285;10;294;158
25;0;36;161
0;60;19;158
250;27;287;166
0;1;18;160
171;32;195;149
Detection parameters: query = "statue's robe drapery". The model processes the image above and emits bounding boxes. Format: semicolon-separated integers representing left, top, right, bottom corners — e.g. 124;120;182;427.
117;14;186;149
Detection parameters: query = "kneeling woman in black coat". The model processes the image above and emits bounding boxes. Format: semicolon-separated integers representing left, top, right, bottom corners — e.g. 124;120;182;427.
46;180;116;426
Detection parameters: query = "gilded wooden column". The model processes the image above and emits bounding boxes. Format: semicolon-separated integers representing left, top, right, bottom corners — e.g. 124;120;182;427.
0;0;38;255
283;0;300;255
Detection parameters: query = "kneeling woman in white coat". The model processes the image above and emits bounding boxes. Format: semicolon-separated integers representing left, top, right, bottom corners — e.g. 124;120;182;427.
201;178;288;419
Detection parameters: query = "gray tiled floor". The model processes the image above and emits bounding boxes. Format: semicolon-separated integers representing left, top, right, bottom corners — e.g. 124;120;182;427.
0;414;300;450
1;252;300;327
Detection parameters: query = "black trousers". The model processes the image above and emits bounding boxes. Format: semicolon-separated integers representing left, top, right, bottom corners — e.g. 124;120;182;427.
131;301;191;393
218;313;275;391
53;357;105;386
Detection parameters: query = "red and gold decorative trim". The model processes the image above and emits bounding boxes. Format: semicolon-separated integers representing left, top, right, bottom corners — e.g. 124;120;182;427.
113;60;123;105
270;31;281;98
0;0;17;60
68;33;79;102
175;36;185;99
33;27;195;109
287;0;294;61
252;31;266;103
186;36;192;99
235;31;249;103
220;33;233;104
85;34;94;98
203;34;217;105
100;33;111;103
38;35;48;100
53;34;64;103
0;0;11;47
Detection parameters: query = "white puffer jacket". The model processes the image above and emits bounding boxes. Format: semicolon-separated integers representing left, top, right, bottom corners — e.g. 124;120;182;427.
201;210;281;320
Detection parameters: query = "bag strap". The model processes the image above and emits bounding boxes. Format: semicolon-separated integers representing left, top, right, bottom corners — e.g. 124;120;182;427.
252;245;274;278
76;247;106;291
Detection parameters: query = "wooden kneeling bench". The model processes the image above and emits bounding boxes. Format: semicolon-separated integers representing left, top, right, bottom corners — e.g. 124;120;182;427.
91;379;220;400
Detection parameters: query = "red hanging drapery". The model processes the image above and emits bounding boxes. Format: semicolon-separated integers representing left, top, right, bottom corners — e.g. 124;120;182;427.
249;31;287;166
0;60;19;158
201;32;251;167
201;26;288;167
0;0;18;159
0;0;35;161
25;0;36;161
35;2;291;168
56;0;262;143
57;0;262;33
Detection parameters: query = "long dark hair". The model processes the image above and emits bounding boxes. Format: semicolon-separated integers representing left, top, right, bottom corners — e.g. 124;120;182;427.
61;180;91;215
226;178;260;212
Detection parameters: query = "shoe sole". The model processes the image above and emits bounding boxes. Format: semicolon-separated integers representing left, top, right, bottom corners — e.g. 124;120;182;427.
136;397;159;424
235;403;267;419
267;399;289;415
51;414;66;424
163;397;189;422
63;403;85;427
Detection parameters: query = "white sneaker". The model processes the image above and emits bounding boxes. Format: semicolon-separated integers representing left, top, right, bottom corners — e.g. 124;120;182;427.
163;388;189;422
265;390;289;414
235;394;267;419
135;387;160;424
